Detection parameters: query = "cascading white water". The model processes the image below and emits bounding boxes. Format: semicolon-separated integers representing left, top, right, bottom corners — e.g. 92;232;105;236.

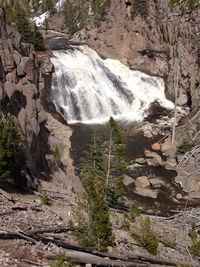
50;46;174;124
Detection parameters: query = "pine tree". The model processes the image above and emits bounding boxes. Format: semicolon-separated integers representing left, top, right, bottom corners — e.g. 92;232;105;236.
0;115;26;182
32;24;46;51
80;131;107;179
15;6;33;44
74;133;114;252
42;0;56;15
105;117;127;207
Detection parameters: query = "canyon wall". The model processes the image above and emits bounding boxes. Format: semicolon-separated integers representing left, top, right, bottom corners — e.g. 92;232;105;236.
0;6;53;180
74;0;200;109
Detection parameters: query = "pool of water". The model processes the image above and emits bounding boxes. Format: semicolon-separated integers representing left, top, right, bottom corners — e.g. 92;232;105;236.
69;122;199;216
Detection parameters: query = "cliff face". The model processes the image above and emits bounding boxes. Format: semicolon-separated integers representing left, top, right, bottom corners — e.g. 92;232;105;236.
74;0;200;109
0;6;53;179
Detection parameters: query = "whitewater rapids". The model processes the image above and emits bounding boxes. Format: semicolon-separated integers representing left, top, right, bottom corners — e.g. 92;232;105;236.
50;46;174;124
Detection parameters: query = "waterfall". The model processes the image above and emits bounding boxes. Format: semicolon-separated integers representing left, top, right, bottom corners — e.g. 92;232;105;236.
50;46;174;124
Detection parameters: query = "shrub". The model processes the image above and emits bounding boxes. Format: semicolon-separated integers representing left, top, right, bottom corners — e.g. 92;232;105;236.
53;146;61;165
131;0;149;18
40;190;50;205
176;137;194;155
0;115;26;183
189;241;200;257
188;221;200;257
50;252;74;267
131;217;159;255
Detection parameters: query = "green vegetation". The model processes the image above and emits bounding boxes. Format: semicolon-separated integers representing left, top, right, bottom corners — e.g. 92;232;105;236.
131;217;159;255
105;117;127;207
64;0;88;37
73;131;115;251
188;221;200;257
0;115;26;183
42;0;56;15
169;0;199;12
72;177;114;251
53;146;61;166
91;0;111;26
40;190;51;205
3;2;46;51
121;204;141;231
131;0;149;18
71;118;127;251
176;137;195;154
50;252;74;267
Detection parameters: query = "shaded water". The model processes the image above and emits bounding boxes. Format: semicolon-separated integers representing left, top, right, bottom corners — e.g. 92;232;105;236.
70;123;198;216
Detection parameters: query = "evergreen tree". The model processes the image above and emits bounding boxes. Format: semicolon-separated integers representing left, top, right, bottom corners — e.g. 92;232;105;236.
105;117;127;207
131;0;149;18
0;115;26;183
42;0;56;15
80;131;107;179
32;24;46;51
74;133;114;251
15;6;33;44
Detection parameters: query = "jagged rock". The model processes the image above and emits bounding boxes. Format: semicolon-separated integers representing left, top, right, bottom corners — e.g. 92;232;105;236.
145;150;164;167
0;6;53;181
134;187;158;199
123;175;134;187
17;57;34;78
4;81;15;98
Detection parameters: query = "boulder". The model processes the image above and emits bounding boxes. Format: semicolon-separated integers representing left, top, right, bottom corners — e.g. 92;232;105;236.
17;57;34;77
149;178;162;188
135;157;145;164
123;175;134;187
4;81;15;98
164;159;177;170
135;176;150;189
134;187;158;199
151;143;161;151
147;154;163;167
176;193;182;200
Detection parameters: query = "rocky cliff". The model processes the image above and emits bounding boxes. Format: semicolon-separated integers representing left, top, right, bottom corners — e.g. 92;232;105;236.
0;5;53;182
77;0;200;109
45;0;199;110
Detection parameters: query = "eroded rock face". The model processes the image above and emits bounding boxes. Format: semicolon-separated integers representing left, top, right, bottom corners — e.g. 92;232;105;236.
75;0;200;109
0;6;53;178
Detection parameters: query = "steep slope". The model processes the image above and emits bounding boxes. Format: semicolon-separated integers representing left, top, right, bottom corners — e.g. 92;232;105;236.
0;4;53;183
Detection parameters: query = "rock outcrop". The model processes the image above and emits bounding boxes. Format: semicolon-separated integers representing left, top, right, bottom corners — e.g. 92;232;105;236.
0;5;53;180
75;0;200;110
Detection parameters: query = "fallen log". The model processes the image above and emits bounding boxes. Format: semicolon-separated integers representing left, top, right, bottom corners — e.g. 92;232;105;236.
61;250;147;267
0;227;37;244
25;225;70;235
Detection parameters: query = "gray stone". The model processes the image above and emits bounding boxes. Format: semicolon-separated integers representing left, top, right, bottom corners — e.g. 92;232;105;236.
149;178;162;188
17;57;33;77
134;187;158;199
123;175;134;186
189;191;200;199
